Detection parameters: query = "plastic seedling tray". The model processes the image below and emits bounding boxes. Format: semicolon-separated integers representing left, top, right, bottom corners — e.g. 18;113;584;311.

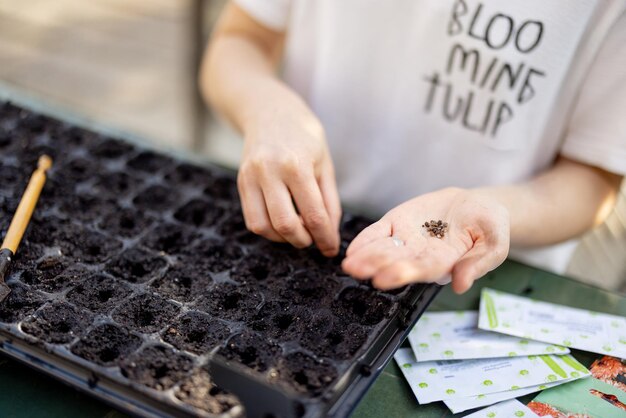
0;101;440;418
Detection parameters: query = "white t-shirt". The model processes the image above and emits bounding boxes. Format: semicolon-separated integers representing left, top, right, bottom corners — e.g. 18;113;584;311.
233;0;626;273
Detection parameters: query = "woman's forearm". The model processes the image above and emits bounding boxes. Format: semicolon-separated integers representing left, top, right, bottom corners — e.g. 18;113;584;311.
477;157;622;247
200;5;318;138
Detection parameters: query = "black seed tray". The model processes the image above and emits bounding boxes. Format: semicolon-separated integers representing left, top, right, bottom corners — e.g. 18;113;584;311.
0;102;440;418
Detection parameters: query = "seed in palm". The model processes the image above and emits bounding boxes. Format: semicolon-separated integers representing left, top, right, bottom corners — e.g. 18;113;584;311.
422;220;448;239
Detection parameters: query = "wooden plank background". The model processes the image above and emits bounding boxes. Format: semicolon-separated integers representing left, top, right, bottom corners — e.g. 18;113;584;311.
0;0;197;148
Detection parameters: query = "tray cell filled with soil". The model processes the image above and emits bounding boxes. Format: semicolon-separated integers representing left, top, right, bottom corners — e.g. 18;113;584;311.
0;102;440;418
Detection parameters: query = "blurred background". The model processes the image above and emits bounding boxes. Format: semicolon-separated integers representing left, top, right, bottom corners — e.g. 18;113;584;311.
0;0;623;290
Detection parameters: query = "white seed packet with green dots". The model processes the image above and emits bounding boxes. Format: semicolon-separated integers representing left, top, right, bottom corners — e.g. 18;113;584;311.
393;348;589;404
463;399;540;418
478;288;626;358
443;379;573;413
408;311;568;361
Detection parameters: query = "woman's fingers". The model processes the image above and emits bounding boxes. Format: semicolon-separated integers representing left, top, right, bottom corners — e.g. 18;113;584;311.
261;179;314;248
287;168;340;256
238;175;285;242
372;244;458;290
345;219;393;257
342;236;415;279
318;162;342;238
451;240;508;294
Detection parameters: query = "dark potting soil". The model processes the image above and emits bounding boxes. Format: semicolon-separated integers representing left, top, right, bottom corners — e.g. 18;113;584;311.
150;261;212;303
194;283;262;322
19;256;71;292
0;102;421;417
111;293;180;334
141;222;199;255
120;344;194;391
98;207;154;238
173;198;225;228
276;352;338;396
163;311;230;355
66;273;132;314
0;283;45;323
21;301;93;344
218;331;281;373
105;246;167;284
70;323;142;367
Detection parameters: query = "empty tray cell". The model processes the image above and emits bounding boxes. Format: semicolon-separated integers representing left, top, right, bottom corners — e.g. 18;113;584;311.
150;262;212;303
120;345;194;391
204;176;238;201
65;228;123;264
132;184;180;212
26;215;73;248
55;126;95;148
195;283;262;322
59;194;120;222
276;352;338;397
38;176;75;205
71;323;142;367
141;223;199;255
277;270;338;306
89;139;134;159
105;247;167;284
21;301;94;344
163;311;230;355
0;283;45;323
164;162;213;186
127;151;175;174
332;286;394;326
112;293;180;334
174;367;242;416
93;171;143;198
248;300;310;342
98;208;154;238
19;256;70;293
182;240;243;273
66;273;131;314
215;212;259;245
60;157;98;182
230;252;292;285
219;331;281;373
216;212;246;236
300;314;368;360
173;198;225;227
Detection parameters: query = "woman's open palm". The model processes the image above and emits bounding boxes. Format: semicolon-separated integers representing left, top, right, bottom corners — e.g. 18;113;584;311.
342;188;510;293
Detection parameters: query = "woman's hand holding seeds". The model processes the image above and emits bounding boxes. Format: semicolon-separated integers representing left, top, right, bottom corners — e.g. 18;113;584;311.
342;188;510;294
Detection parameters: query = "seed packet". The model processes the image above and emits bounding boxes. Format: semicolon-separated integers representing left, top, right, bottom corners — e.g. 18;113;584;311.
478;288;626;358
394;348;589;404
409;311;568;361
443;379;572;413
464;399;540;418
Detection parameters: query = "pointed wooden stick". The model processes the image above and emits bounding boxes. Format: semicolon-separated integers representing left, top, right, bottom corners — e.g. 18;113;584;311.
0;155;53;302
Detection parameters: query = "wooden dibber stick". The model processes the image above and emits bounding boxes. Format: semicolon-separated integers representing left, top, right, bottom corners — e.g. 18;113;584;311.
0;155;53;302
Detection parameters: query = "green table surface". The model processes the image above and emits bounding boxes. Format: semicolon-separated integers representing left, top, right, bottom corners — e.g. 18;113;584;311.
1;260;624;418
